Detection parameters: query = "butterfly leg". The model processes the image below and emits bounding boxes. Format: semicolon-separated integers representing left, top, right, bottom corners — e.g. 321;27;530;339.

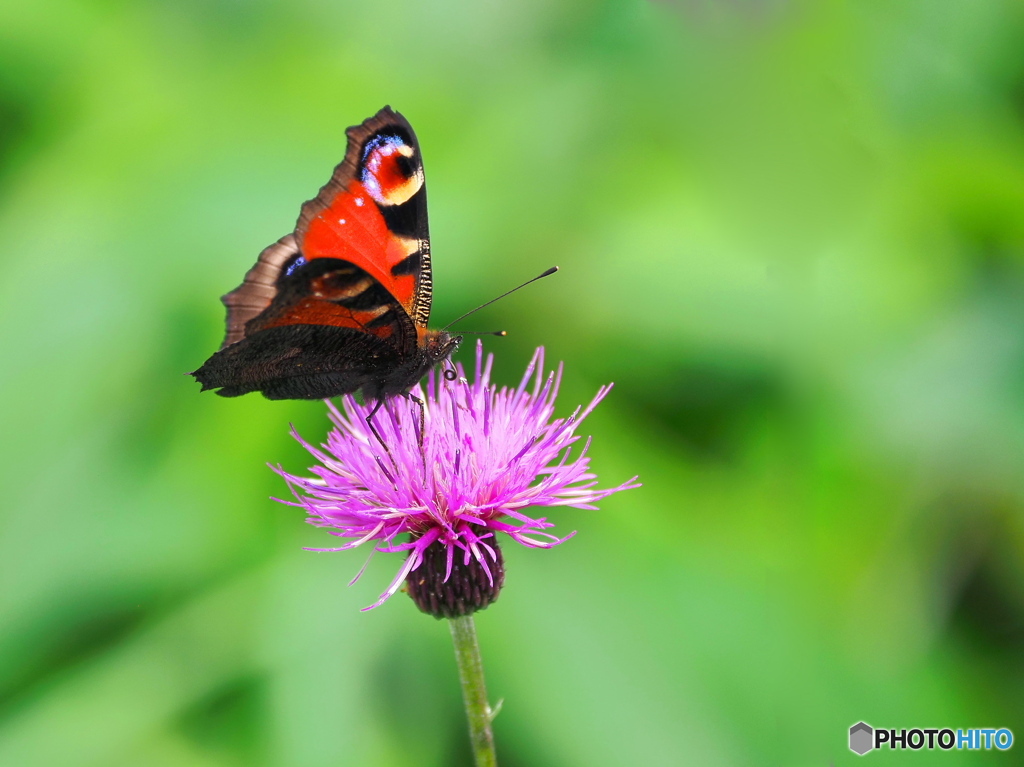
405;392;426;450
364;397;391;456
398;391;428;480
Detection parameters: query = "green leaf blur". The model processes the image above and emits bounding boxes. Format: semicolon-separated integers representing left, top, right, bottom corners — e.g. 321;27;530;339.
2;0;1023;765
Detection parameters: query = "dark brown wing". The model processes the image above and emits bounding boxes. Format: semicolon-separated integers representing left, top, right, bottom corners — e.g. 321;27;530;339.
192;258;420;399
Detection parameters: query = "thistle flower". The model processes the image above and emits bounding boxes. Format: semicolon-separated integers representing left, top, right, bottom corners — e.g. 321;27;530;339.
276;342;639;615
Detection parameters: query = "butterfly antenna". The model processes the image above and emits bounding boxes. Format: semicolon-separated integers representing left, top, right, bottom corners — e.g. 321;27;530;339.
442;266;559;331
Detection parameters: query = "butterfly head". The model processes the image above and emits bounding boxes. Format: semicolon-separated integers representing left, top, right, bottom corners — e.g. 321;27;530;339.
422;329;462;366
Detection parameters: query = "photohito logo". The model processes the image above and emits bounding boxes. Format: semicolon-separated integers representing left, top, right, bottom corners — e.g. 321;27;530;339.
849;722;1014;755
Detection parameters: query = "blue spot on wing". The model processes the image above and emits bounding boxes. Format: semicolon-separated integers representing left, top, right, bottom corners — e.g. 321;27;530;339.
284;255;307;277
361;134;406;165
360;134;408;200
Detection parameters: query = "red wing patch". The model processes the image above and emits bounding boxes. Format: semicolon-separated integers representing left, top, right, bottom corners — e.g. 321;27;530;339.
255;266;412;345
300;179;420;312
241;261;418;352
260;298;398;341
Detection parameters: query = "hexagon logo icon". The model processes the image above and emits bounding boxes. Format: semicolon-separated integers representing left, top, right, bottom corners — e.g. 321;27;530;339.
849;722;874;755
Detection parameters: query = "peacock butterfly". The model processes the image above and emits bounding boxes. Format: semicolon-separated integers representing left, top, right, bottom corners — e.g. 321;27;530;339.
191;106;461;402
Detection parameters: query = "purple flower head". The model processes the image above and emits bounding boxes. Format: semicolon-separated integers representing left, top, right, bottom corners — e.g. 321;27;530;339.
276;342;639;613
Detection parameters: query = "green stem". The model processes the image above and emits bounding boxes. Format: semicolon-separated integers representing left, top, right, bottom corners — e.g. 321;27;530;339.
449;615;498;767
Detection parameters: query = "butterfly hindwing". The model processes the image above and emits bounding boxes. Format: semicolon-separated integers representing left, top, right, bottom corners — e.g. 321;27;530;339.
195;324;408;400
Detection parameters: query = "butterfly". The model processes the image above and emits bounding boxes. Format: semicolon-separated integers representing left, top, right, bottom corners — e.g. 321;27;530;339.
192;107;461;404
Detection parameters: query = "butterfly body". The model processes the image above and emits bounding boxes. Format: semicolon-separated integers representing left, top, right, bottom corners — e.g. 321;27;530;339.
192;107;459;401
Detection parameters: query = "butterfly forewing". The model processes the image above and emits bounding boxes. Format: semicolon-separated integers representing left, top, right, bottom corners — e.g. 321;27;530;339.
295;107;433;329
219;234;301;349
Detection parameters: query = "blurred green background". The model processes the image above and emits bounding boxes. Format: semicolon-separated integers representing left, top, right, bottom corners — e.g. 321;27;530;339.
2;0;1024;764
